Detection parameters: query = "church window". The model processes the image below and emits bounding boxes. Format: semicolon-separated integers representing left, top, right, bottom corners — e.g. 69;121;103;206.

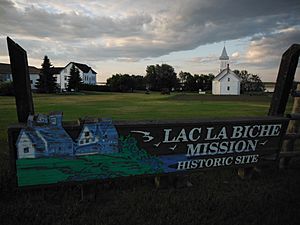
228;78;230;82
227;86;230;91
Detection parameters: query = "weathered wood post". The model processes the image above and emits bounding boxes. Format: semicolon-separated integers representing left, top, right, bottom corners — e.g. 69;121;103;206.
269;44;300;116
280;83;300;168
7;37;34;123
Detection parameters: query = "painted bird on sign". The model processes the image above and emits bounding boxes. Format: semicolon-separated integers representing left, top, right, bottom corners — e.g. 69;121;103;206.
131;130;154;142
169;145;177;151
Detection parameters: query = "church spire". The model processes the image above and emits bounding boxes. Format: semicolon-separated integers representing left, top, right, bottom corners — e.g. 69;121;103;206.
219;46;229;60
219;45;229;71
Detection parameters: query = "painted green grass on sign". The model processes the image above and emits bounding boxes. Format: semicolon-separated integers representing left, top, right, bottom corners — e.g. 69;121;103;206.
16;136;163;187
16;154;162;187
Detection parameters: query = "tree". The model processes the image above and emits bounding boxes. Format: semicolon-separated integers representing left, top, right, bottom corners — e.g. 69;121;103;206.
35;56;57;93
145;64;179;91
179;71;214;92
67;64;82;92
131;75;146;90
234;70;265;93
249;74;265;92
145;65;158;90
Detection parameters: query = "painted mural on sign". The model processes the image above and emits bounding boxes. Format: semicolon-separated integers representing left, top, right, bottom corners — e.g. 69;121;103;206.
15;113;163;187
15;113;287;187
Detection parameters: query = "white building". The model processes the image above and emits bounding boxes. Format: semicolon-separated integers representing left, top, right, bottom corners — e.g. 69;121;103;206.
52;62;97;91
0;63;40;90
212;47;241;95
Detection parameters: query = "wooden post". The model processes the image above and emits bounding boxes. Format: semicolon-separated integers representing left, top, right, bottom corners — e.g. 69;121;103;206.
280;83;300;168
7;37;34;123
269;44;300;116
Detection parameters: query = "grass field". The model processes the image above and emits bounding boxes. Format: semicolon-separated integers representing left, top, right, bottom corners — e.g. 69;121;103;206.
0;92;281;140
0;92;281;170
0;92;299;225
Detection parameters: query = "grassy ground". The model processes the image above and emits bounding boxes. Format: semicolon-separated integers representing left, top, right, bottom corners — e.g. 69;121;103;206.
0;92;299;225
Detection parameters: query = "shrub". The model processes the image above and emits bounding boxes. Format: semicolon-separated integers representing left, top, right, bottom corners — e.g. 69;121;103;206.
79;84;110;92
0;82;14;96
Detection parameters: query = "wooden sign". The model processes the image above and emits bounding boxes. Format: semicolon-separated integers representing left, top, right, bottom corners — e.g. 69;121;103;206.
8;113;288;188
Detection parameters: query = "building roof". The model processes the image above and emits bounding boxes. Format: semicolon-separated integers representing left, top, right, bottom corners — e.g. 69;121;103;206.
36;127;73;143
213;67;241;81
219;46;229;60
77;120;117;141
71;62;97;74
49;67;64;75
17;129;45;152
0;63;40;74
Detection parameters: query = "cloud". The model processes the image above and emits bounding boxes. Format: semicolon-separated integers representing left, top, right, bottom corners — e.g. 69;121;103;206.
0;0;299;69
187;56;217;64
242;26;300;68
231;52;240;58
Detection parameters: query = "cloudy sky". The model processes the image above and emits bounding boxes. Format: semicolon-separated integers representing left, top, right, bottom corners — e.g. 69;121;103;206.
0;0;300;82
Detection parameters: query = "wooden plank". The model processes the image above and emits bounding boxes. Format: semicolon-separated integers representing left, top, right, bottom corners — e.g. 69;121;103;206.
279;151;300;157
286;113;300;120
7;37;34;123
284;133;300;140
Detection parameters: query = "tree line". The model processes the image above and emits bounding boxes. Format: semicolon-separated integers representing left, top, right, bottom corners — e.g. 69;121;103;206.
106;64;265;93
107;64;216;93
0;56;265;95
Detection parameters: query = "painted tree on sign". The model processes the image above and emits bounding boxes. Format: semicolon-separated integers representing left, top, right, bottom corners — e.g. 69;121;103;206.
67;64;82;92
35;56;57;93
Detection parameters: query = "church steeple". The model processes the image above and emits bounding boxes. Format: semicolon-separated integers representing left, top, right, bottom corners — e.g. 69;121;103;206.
219;46;229;72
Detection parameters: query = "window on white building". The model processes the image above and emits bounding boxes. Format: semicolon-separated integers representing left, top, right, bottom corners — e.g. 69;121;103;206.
228;78;230;82
227;86;230;91
24;147;29;153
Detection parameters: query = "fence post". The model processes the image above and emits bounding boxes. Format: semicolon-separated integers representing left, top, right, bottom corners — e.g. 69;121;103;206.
7;37;34;123
268;44;300;116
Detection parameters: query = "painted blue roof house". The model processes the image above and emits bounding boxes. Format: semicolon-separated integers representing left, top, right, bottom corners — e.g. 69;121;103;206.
16;112;74;159
75;119;119;155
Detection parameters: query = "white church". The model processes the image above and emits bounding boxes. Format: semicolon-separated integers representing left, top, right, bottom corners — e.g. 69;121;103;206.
212;46;241;95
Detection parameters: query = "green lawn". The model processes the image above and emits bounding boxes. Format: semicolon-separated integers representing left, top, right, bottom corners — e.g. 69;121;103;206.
0;93;290;138
0;92;281;139
0;91;291;171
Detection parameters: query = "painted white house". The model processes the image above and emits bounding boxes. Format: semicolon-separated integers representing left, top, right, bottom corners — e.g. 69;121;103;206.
52;62;97;91
0;63;40;90
212;47;241;95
